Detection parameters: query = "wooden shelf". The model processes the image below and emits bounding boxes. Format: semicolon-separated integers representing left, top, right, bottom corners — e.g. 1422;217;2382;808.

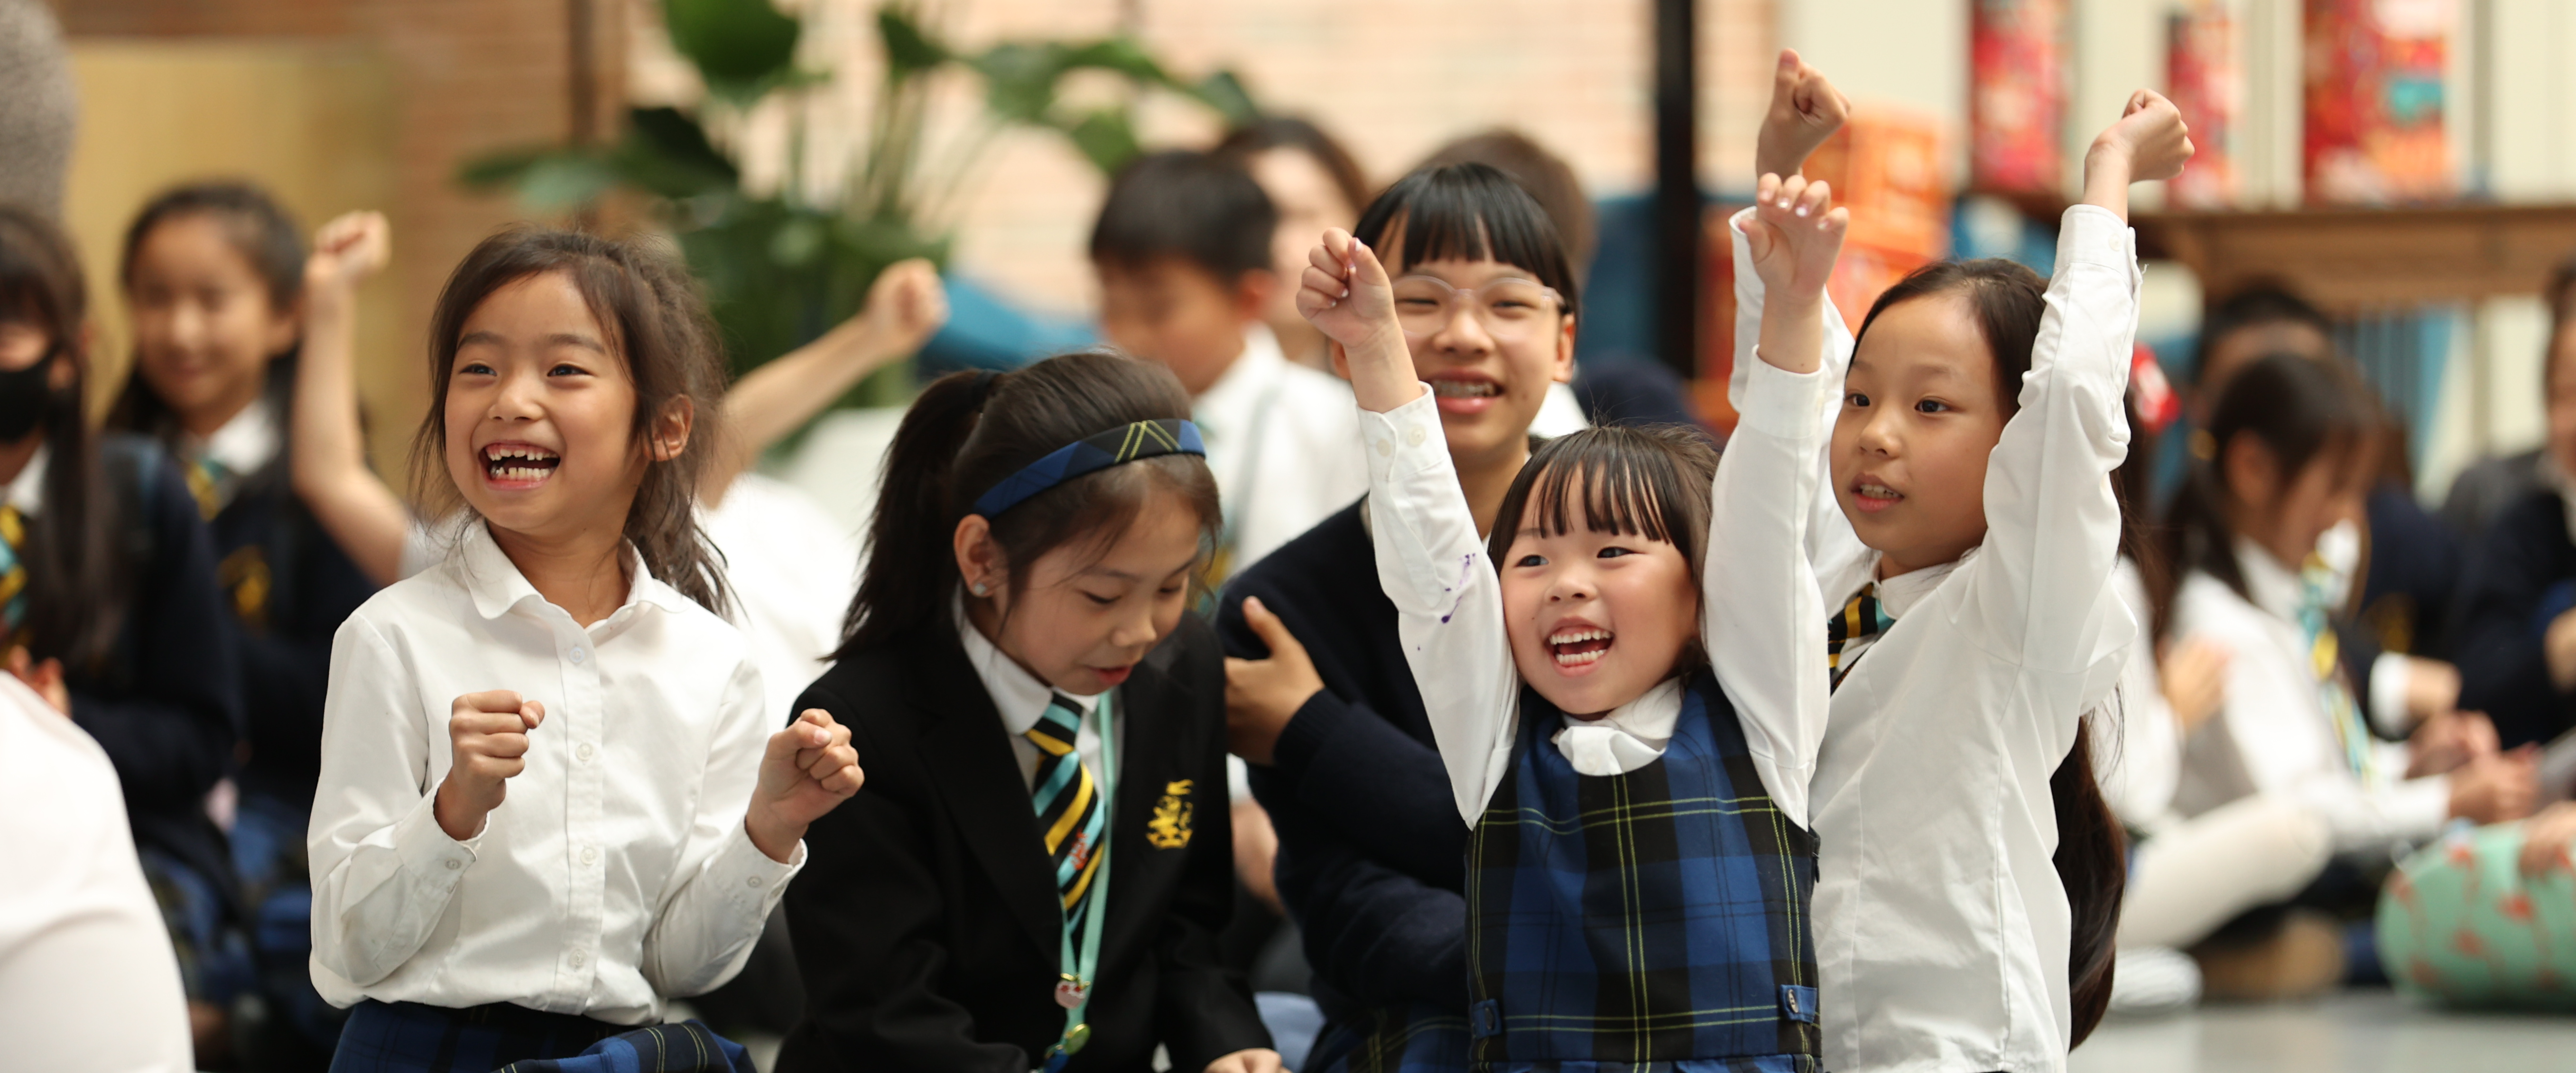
2133;203;2576;312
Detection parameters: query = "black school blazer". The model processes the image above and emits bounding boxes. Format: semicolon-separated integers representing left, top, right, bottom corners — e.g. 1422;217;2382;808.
775;613;1268;1073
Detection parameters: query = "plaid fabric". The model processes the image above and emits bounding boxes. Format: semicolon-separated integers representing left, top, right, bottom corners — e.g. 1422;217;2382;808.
1466;670;1822;1071
327;1000;622;1073
499;1021;754;1073
1309;1001;1471;1073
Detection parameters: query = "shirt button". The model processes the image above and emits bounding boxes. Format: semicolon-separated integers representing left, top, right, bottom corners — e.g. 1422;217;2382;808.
747;877;764;889
568;646;587;665
568;950;586;968
1375;438;1394;457
1405;425;1428;446
445;858;461;871
581;846;599;866
577;742;596;762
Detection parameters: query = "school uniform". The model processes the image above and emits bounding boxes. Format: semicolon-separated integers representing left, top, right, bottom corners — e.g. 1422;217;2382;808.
1217;501;1474;1072
775;607;1269;1073
1361;334;1835;1070
309;520;795;1071
2452;488;2576;748
1195;325;1367;581
8;434;248;1005
2168;546;2451;853
1730;205;2140;1072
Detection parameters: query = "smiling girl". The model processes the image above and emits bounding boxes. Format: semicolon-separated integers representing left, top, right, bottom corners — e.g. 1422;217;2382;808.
1733;59;2190;1068
1296;161;1835;1065
776;352;1276;1073
307;228;862;1073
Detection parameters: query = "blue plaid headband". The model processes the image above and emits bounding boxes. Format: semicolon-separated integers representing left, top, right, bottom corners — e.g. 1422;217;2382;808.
969;418;1206;519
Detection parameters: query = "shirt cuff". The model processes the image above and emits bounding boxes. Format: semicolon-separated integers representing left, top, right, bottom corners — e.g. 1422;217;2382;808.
2368;653;2416;737
713;820;806;916
2389;775;2454;840
1270;688;1349;780
1357;390;1447;487
2053;204;2141;281
1735;351;1833;441
391;790;480;887
1727;208;1765;302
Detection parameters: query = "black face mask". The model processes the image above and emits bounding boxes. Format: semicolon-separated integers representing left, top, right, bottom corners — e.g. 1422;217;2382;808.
0;347;58;443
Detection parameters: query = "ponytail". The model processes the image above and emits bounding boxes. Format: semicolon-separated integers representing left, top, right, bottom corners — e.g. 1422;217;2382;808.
2053;723;2126;1047
836;352;1219;658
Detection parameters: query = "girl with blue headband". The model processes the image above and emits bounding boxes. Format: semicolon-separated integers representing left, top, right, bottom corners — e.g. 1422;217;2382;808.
778;351;1278;1073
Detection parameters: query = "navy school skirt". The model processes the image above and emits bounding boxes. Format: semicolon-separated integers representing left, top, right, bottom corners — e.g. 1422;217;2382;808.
327;999;623;1073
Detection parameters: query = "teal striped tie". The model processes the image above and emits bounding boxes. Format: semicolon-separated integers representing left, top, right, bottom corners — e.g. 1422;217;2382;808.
1026;694;1108;940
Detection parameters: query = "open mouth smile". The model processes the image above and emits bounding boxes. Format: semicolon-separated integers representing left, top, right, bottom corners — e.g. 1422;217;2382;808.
1547;626;1614;668
482;443;561;487
1851;480;1904;514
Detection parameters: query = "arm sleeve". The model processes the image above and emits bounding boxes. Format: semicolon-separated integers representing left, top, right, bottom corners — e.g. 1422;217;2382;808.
1269;691;1470;888
1705;350;1835;830
1270;824;1468;1008
1960;206;2141;688
307;614;479;987
1153;684;1272;1071
2206;617;2450;850
1726;208;1867;573
641;656;802;998
1360;392;1523;826
2451;501;2576;749
782;684;1028;1073
69;464;241;814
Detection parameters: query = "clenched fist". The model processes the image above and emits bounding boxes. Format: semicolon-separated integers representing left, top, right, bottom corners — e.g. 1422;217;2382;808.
434;690;546;842
744;709;864;863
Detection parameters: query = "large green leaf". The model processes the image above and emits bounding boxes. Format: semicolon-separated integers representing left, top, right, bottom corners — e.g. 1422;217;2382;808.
1062;109;1142;174
1060;37;1165;83
663;0;800;94
1191;70;1261;127
971;42;1066;125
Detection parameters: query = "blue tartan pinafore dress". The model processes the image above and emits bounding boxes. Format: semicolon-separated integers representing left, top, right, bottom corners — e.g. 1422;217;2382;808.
1465;668;1822;1073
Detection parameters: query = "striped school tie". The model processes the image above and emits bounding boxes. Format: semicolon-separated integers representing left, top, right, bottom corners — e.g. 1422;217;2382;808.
2296;560;2376;783
1027;694;1109;941
0;504;24;635
1825;583;1894;691
183;456;231;521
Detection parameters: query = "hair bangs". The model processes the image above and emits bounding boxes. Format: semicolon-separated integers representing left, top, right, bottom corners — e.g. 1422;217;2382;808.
1487;425;1717;586
1521;439;1679;547
1354;161;1580;317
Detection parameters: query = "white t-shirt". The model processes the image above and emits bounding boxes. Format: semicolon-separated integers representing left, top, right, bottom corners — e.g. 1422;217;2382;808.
1195;326;1368;578
0;675;193;1073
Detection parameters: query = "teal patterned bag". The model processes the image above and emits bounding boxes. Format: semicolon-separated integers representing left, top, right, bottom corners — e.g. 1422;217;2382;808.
2377;823;2576;1009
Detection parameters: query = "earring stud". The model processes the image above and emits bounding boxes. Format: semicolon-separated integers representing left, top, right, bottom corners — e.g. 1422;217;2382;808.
971;581;989;596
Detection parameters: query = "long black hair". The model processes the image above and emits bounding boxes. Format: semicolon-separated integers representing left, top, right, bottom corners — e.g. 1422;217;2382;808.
107;181;308;441
1352;161;1580;322
2154;352;2376;635
0;204;133;671
837;351;1221;657
1854;256;2127;1046
414;227;734;617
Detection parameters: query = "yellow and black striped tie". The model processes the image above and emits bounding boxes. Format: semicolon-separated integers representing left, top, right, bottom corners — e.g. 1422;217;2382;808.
183;456;230;521
1825;583;1893;691
1027;694;1108;940
0;504;24;634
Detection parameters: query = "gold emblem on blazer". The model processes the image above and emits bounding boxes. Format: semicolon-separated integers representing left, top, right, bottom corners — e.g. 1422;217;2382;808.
1145;779;1194;849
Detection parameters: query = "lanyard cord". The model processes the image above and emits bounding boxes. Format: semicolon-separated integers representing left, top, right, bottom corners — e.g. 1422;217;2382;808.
1043;689;1116;1072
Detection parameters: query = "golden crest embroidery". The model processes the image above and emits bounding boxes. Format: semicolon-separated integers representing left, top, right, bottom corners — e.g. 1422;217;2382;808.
217;545;272;630
1145;779;1194;849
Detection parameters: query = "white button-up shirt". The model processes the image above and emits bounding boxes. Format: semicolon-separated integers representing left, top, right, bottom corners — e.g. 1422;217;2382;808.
1360;341;1832;830
308;521;800;1025
2169;541;2448;852
1195;325;1368;579
1730;205;2143;1073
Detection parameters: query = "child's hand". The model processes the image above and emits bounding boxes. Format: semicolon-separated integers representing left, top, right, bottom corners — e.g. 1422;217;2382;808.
2519;802;2576;876
2408;709;2499;778
851;258;948;357
2156;636;2230;735
1744;173;1849;304
1754;48;1852;181
2081;90;2193;217
745;708;862;863
1223;597;1324;766
305;211;390;296
2448;744;2541;827
6;646;69;715
1203;1048;1284;1073
434;690;545;842
1297;228;1399;351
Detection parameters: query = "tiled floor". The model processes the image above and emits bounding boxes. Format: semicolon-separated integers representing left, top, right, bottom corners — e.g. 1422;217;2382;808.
2073;991;2576;1073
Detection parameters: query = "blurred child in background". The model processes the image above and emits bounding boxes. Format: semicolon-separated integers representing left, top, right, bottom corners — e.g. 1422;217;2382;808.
2164;353;2536;999
2453;280;2576;749
108;183;378;1066
0;203;243;1065
1415;131;1598;438
1091;150;1364;583
1214;117;1373;374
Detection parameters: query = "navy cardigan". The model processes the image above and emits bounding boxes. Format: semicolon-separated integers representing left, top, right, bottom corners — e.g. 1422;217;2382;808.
2452;489;2576;749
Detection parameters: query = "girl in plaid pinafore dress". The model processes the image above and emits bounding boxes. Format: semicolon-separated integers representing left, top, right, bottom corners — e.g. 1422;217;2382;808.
1294;217;1840;1070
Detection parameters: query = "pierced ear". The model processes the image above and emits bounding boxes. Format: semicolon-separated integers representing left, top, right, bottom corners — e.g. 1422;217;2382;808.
952;514;1007;597
649;396;695;462
1237;268;1279;318
1551;316;1579;384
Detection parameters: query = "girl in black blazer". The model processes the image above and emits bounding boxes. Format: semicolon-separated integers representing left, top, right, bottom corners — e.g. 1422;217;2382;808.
778;352;1273;1073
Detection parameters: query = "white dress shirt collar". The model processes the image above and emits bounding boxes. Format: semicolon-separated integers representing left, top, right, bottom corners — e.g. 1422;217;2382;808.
1192;324;1286;440
1551;675;1685;777
452;518;699;625
4;444;45;515
2234;535;2307;623
954;592;1098;737
185;395;280;477
1868;551;1965;620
